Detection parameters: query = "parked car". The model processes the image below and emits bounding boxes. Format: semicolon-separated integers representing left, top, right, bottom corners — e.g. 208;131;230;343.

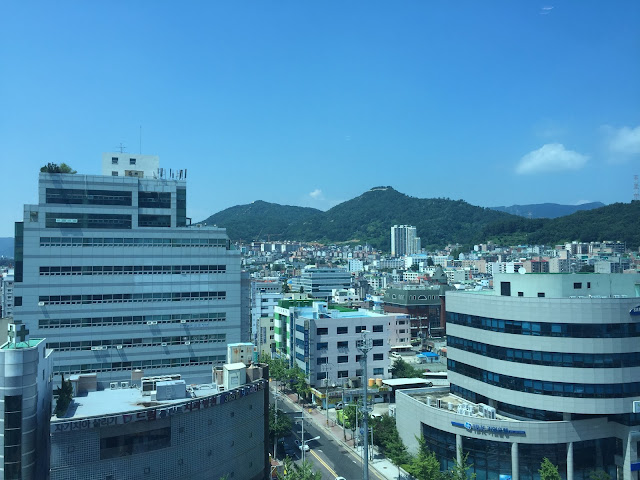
335;402;344;410
295;439;310;452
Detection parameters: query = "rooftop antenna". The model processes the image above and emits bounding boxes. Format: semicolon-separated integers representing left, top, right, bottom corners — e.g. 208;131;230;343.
139;125;142;154
116;142;126;153
634;175;639;201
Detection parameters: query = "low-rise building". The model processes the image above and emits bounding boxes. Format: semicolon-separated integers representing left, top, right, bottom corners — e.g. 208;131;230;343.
50;362;269;480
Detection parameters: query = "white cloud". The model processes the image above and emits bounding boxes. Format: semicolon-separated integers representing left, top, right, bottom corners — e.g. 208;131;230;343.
604;125;640;156
516;143;588;175
309;189;323;200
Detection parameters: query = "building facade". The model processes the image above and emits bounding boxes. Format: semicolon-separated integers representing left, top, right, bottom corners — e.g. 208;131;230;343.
0;322;53;480
295;267;351;300
49;366;269;480
390;225;420;257
396;273;640;480
13;155;241;386
1;269;14;318
250;279;282;355
382;284;451;339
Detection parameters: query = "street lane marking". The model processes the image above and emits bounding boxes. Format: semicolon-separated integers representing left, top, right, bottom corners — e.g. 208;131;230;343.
309;449;338;478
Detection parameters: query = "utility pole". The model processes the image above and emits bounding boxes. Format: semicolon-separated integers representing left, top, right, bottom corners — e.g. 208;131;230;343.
273;394;278;458
357;330;373;480
296;414;305;463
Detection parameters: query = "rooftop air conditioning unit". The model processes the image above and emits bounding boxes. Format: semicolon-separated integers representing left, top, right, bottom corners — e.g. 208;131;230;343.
180;319;186;323
147;321;157;325
91;346;105;351
121;382;129;388
38;302;45;306
116;345;123;349
110;382;118;390
184;341;191;345
161;343;168;347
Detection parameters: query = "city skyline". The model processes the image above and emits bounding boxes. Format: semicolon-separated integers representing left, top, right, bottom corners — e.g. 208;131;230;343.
2;1;639;237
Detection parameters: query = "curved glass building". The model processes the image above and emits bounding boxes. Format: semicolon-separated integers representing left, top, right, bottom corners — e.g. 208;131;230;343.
396;273;640;480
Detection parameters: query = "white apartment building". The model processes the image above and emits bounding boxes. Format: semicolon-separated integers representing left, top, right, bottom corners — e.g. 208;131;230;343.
1;268;14;318
391;225;421;257
250;278;282;355
13;154;241;386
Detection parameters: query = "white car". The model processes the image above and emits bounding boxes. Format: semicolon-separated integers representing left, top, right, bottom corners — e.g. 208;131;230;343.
335;477;347;480
294;439;310;452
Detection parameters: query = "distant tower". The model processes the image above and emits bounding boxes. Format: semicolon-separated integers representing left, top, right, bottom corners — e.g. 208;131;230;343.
634;174;639;201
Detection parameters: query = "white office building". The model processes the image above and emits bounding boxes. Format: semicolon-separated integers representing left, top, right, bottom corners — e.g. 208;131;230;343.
1;269;14;318
250;279;282;355
295;267;351;300
279;301;393;388
391;225;420;257
13;154;241;386
396;273;640;480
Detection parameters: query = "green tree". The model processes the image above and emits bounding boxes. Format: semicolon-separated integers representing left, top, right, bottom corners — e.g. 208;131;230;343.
538;458;561;480
283;281;291;293
54;373;73;416
444;451;476;480
588;470;611;480
427;257;435;266
288;365;310;403
406;436;442;480
269;404;293;444
342;404;363;430
410;263;419;272
299;286;304;294
278;457;322;480
389;357;423;378
40;162;77;174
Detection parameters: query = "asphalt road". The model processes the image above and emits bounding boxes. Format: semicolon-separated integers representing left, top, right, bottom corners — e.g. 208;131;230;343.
273;392;384;480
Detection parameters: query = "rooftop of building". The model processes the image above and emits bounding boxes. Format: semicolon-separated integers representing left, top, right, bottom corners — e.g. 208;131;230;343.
1;338;45;350
56;382;222;420
402;386;517;422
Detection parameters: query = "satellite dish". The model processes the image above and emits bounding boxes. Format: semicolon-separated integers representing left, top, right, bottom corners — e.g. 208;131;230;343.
518;267;526;275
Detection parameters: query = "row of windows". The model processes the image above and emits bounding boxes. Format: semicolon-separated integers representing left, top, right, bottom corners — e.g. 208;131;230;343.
101;427;171;460
46;188;133;206
316;338;384;350
138;214;171;227
38;291;226;306
316;367;384;381
53;355;227;375
317;353;384;364
447;312;640;338
39;236;230;248
138;191;171;209
38;312;226;329
448;359;640;398
316;325;384;335
448;335;640;368
39;264;227;276
45;213;133;229
47;334;226;352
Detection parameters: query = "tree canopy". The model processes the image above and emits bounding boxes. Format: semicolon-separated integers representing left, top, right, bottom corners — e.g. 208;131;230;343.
40;162;77;174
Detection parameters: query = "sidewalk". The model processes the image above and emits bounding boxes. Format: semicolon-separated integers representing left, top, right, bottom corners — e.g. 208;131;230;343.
275;387;405;480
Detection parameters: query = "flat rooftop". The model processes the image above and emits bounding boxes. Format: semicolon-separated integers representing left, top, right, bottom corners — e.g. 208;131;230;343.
55;383;220;420
1;338;45;350
405;386;516;422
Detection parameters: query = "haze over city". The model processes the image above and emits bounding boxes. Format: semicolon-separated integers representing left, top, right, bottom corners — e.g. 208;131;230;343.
1;1;639;237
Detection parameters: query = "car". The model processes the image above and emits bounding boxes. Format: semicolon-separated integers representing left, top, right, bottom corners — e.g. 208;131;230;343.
294;439;310;452
335;477;347;480
335;402;344;410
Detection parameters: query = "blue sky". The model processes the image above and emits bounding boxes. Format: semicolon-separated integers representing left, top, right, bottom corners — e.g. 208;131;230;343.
1;1;639;237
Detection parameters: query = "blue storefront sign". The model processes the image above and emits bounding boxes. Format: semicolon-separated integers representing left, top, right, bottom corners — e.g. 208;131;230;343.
630;305;640;316
451;421;526;436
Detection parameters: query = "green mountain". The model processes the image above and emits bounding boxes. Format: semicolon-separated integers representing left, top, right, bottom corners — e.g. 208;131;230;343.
201;200;322;242
490;202;605;219
201;189;640;250
202;187;513;249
